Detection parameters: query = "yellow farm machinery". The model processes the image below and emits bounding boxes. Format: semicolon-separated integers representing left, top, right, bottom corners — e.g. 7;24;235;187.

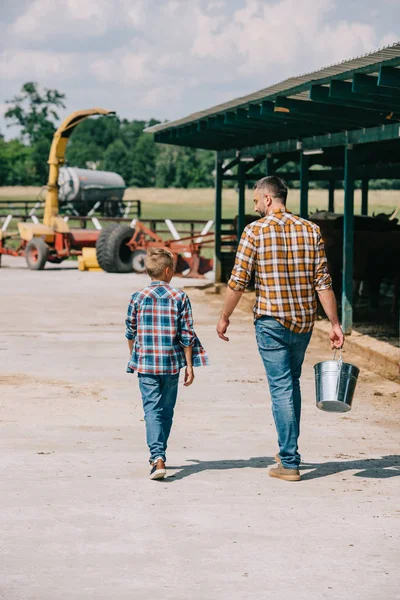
0;108;215;277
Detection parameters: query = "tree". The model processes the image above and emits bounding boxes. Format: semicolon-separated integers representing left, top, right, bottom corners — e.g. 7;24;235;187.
130;134;157;187
103;140;132;183
5;82;66;145
0;139;36;185
155;146;178;187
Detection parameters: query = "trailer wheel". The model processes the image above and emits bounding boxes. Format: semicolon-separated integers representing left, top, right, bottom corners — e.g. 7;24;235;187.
132;250;146;273
102;199;125;218
97;224;134;273
25;237;49;271
96;223;119;272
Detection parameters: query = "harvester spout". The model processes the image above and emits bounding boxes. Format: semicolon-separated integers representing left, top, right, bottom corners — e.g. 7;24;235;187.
43;108;115;227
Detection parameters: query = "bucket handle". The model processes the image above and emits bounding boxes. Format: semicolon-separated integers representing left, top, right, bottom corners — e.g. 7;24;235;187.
333;348;343;364
333;348;343;399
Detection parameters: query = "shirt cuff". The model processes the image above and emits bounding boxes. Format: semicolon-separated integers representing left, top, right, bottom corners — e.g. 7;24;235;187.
228;278;246;292
125;332;135;340
315;276;333;291
179;337;195;348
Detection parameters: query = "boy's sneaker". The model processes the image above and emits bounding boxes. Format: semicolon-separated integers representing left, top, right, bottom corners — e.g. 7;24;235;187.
149;458;166;480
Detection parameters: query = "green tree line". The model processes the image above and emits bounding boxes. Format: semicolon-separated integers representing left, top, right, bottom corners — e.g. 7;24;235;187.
0;82;215;188
2;82;400;190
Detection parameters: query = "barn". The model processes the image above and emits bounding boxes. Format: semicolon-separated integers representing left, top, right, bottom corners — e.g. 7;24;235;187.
146;43;400;334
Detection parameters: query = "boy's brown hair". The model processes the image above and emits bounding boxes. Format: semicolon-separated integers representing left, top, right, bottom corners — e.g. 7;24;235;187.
144;248;174;279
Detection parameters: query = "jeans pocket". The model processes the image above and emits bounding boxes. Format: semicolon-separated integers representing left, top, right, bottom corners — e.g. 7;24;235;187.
167;373;180;387
256;322;285;351
138;375;158;386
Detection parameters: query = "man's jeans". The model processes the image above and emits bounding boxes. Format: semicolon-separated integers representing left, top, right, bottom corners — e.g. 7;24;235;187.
138;373;179;463
255;316;312;469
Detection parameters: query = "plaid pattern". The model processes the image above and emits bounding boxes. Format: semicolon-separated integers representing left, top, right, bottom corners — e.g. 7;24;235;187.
125;281;209;374
228;209;332;333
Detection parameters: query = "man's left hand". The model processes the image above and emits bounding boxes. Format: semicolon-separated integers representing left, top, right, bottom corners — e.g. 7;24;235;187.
216;317;230;341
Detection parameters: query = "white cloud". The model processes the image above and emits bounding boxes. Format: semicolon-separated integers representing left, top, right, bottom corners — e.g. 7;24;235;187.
191;0;384;78
1;0;399;135
0;50;75;80
90;53;150;84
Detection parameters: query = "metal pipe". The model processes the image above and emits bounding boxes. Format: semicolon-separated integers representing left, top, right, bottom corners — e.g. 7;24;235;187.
342;145;355;335
300;152;309;218
237;160;246;239
214;154;223;283
328;180;335;212
361;179;369;216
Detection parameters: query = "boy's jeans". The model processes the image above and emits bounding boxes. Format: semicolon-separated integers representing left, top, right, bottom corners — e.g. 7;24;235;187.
138;373;180;463
255;316;312;470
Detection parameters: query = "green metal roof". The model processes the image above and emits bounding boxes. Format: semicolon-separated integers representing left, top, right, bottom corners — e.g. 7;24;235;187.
145;43;400;152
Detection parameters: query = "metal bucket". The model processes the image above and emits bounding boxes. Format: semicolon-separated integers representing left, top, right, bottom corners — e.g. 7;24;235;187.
314;349;360;412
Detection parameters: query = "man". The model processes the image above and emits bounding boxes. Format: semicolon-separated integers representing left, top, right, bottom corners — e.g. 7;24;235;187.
216;176;344;482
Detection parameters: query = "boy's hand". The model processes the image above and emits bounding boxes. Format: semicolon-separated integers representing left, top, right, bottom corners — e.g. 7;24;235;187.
184;366;194;387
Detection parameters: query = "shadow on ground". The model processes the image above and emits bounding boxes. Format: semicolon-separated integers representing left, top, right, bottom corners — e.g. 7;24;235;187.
165;455;400;482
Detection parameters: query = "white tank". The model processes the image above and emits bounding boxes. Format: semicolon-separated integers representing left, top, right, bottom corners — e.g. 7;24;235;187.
58;167;126;203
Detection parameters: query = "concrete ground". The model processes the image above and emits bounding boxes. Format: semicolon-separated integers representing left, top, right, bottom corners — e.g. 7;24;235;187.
1;257;399;600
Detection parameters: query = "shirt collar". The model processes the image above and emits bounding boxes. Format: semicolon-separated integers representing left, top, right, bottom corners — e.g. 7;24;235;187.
269;208;291;215
150;280;169;286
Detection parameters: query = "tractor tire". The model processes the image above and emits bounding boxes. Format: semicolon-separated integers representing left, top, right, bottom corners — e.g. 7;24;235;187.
96;223;119;272
97;224;135;273
132;250;146;273
25;237;49;270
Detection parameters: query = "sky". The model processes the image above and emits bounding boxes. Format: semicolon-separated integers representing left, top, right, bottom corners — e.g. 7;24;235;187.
0;0;398;139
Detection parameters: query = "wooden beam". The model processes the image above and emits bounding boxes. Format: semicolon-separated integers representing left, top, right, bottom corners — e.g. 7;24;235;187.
352;73;400;99
329;80;400;112
222;156;240;173
310;84;400;118
275;96;390;124
244;154;267;172
378;66;400;89
218;121;400;157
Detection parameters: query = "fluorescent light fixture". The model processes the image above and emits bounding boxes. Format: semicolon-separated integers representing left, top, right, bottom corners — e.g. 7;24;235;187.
303;148;324;155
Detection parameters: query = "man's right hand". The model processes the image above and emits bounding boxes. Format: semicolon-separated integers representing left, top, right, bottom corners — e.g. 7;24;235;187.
330;324;344;349
216;316;230;341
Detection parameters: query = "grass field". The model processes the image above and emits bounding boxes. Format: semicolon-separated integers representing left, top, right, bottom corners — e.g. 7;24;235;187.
0;186;399;222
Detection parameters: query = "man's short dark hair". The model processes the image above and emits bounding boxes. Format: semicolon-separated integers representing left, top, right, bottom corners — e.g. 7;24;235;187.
253;176;288;204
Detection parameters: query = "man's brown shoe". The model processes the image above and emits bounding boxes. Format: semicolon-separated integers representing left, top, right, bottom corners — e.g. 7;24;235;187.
269;464;300;481
149;458;166;480
274;453;281;464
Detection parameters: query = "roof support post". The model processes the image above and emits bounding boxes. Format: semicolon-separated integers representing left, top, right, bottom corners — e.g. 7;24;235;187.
328;180;335;212
361;179;369;216
342;145;355;335
237;160;246;240
266;155;274;176
300;152;309;218
214;154;223;283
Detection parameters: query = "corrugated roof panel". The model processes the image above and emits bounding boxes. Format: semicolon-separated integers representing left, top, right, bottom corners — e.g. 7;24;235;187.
146;42;400;135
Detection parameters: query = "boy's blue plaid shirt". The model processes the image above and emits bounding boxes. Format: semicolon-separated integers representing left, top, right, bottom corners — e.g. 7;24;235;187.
125;281;209;374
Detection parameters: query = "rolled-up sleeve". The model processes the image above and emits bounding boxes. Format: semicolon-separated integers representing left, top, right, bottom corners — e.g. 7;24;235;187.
125;294;137;340
178;294;196;347
228;225;257;291
314;229;332;291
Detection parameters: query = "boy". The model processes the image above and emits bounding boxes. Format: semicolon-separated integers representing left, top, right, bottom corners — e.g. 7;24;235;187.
125;248;209;480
